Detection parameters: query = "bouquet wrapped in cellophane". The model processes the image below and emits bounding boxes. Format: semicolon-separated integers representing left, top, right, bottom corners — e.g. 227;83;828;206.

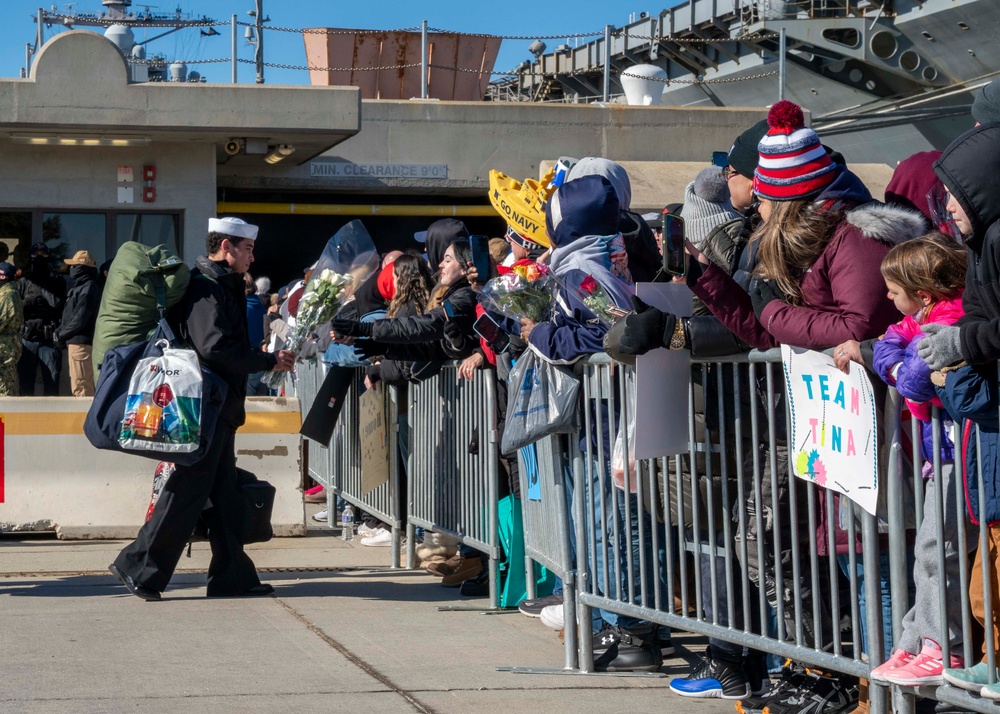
262;220;379;389
479;260;555;324
261;269;351;388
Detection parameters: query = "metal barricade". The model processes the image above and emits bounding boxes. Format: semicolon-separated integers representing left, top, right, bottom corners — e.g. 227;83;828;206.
566;352;884;687
883;369;1000;714
550;350;1000;714
329;377;405;566
298;360;332;492
501;434;579;671
406;362;501;609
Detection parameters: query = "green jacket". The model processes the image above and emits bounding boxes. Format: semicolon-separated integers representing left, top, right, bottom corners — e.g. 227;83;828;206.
0;280;23;367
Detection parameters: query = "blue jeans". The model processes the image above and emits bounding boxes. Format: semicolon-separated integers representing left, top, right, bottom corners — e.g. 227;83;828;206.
565;456;665;634
837;550;900;660
18;339;62;396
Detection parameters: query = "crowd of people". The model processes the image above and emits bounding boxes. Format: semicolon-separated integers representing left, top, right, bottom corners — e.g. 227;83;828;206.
284;86;1000;713
0;242;113;398
13;73;1000;714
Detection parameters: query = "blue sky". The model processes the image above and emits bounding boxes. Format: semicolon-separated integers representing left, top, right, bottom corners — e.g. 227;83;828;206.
5;1;669;84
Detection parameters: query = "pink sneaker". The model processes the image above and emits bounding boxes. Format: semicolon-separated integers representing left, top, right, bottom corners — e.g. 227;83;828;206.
870;650;916;683
883;646;963;687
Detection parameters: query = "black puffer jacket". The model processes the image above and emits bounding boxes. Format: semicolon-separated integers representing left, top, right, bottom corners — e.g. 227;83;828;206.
367;280;477;362
18;258;65;344
175;256;277;428
933;123;1000;365
55;265;101;345
620;210;662;283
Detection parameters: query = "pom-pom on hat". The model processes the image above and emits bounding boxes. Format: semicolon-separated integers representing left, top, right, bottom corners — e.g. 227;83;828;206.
754;100;836;202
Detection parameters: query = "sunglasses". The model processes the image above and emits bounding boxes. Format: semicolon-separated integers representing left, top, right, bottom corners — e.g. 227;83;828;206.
721;166;739;181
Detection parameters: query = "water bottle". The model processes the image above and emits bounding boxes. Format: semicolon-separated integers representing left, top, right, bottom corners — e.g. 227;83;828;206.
341;504;354;541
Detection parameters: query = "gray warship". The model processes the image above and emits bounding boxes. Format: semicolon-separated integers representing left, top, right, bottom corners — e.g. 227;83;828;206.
500;0;1000;165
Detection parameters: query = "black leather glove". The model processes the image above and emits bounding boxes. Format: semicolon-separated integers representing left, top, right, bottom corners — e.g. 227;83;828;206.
442;319;465;350
352;339;382;359
749;278;785;320
332;318;371;338
685;258;705;286
617;295;676;356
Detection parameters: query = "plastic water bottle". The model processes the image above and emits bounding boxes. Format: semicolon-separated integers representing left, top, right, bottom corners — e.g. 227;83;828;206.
341;504;354;541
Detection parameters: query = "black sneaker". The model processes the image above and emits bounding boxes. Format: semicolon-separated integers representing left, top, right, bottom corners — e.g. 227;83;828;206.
737;662;810;714
761;672;857;714
593;624;663;673
669;650;750;699
518;592;562;617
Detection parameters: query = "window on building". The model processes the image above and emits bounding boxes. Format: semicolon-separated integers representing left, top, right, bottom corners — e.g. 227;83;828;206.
0;211;31;266
42;212;107;266
116;213;179;255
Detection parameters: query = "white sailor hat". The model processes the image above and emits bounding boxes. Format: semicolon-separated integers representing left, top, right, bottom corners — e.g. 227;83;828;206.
208;216;259;240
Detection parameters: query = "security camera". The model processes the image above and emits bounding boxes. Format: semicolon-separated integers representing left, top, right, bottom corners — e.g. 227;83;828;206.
224;139;242;156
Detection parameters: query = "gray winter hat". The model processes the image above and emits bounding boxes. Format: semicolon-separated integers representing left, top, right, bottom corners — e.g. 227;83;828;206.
680;169;739;248
693;166;730;204
973;78;1000;125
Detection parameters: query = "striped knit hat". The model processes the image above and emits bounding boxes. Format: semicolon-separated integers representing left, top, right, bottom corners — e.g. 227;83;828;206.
754;101;836;201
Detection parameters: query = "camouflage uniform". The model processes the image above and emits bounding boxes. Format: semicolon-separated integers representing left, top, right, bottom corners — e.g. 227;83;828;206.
0;280;24;396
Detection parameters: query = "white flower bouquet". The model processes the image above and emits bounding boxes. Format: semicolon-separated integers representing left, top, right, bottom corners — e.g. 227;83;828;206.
261;269;352;389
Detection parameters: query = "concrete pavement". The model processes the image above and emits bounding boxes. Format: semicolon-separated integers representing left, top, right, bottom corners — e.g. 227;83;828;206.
0;509;737;714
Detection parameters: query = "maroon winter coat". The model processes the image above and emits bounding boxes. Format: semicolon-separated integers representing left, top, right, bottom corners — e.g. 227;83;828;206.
691;202;926;350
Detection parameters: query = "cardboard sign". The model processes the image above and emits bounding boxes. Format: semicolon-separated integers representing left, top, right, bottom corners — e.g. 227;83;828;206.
359;386;390;496
633;283;693;459
782;345;879;515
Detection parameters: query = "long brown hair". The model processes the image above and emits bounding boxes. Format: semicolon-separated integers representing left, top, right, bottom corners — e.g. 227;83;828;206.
880;232;966;303
386;253;434;318
752;199;842;306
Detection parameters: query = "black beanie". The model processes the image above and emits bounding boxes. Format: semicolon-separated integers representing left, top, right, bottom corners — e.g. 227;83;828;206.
727;118;770;179
973;78;1000;125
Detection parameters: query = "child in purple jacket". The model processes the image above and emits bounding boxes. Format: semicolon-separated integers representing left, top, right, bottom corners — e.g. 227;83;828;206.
868;233;974;686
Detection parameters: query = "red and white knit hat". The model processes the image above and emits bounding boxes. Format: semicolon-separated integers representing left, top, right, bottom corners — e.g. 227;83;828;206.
753;101;836;201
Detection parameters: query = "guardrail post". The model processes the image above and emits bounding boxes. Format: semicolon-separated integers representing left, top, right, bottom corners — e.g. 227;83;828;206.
778;27;786;101
231;14;238;83
602;24;612;102
421;20;429;99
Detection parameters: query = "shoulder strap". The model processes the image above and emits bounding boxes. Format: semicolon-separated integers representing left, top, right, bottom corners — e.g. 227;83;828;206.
149;271;168;319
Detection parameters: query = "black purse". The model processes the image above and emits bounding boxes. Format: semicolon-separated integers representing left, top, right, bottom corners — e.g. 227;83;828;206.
189;467;275;547
237;468;275;545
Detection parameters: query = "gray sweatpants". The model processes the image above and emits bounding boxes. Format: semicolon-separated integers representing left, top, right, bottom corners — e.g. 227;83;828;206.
896;462;977;654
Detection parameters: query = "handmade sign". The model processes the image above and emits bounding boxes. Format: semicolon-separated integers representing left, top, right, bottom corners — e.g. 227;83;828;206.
781;345;878;515
359;386;390;496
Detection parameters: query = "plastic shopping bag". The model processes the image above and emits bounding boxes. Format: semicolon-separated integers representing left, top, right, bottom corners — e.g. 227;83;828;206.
611;367;638;492
500;350;579;455
118;345;204;455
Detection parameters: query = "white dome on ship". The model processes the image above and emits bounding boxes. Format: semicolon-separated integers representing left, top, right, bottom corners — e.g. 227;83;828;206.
104;24;135;51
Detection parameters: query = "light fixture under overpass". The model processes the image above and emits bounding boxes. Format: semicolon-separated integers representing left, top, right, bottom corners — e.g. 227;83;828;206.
263;144;295;164
10;133;151;147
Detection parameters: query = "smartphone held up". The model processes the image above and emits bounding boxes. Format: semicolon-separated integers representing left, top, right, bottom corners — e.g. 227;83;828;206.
661;211;687;278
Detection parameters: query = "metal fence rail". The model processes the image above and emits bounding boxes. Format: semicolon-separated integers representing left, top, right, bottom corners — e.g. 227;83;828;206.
553;352;1000;713
330;378;405;564
405;362;501;608
297;342;1000;713
298;360;331;490
509;434;579;671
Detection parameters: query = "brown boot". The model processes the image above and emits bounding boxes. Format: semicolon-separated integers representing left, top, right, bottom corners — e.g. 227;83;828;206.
440;554;483;587
425;551;461;577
